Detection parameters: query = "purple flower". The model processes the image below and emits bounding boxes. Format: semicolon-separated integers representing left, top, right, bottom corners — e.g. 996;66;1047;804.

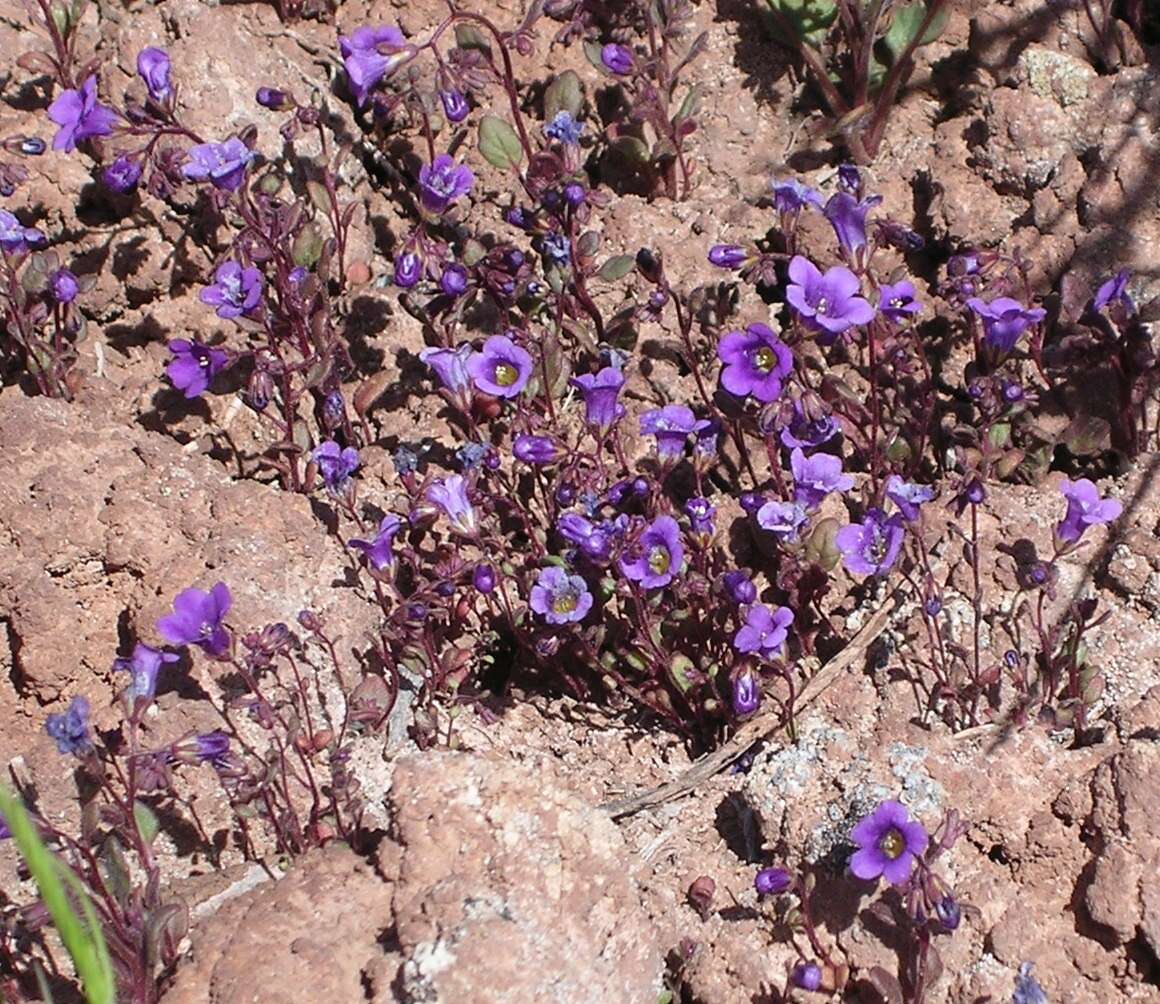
0;211;45;255
339;25;410;106
47;76;117;153
601;43;634;75
558;513;613;562
694;420;720;458
708;244;748;269
50;268;78;304
419;154;474;215
732;669;761;716
1092;269;1134;316
780;402;839;451
182;138;255;192
1012;962;1049;1004
426;474;477;536
440;89;469;122
45;697;92;757
790;962;823;992
200;261;263;319
571;366;626;433
791;447;853;509
619;515;683;590
756;499;810;542
935;894;962;933
113;643;180;701
349;514;404;570
836;509;905;576
717;323;794;403
473;563;497;593
544;110;584;145
734;603;793;658
313;440;359;495
256;87;289;109
103;155;142;193
421;344;473;396
754;866;792;897
156;582;232;657
530;566;593;624
823;190;882;258
849;799;928;886
137;47;172;103
877;280;921;325
514;434;565;465
541;232;571;266
440;264;468;296
166;339;229;398
786;256;875;338
885;475;935;521
965;296;1046;352
639;405;711;460
467;334;533;398
1056;478;1122;544
722;570;757;605
393;250;422;288
194;731;230;766
685;497;716;536
771;179;824;215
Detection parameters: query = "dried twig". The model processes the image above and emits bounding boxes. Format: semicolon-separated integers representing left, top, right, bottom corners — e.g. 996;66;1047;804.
600;591;901;819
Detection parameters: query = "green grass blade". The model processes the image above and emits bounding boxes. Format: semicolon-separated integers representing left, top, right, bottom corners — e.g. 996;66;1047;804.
0;789;115;1004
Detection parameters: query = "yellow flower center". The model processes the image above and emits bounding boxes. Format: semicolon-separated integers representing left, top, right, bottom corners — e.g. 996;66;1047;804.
552;591;578;614
879;828;905;860
648;546;671;575
494;362;518;387
752;346;776;374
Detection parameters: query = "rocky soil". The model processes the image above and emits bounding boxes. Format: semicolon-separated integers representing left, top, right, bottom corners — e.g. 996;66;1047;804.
1;0;1158;1001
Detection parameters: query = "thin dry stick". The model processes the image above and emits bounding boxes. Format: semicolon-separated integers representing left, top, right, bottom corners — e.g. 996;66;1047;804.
600;592;901;819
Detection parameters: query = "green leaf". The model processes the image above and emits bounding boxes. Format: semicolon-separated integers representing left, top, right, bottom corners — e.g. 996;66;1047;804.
134;801;159;846
597;255;636;282
765;0;838;46
610;134;651;163
478;115;524;172
462;239;487;267
0;789;115;1004
583;40;606;71
291;223;325;268
676;83;704;123
1061;414;1111;456
882;1;948;62
544;70;583;121
454;24;492;56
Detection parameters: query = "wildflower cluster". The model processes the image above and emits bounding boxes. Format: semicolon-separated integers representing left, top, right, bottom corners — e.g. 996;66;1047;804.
1;583;381;1002
753;799;970;1003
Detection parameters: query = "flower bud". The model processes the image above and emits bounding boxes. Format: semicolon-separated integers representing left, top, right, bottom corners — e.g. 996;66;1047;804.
256;87;289;109
790;962;823;992
754;866;792;897
687;876;716;919
708;244;747;269
103;155;142;194
50;268;78;304
440;264;468;296
439;89;469;123
473;563;496;593
722;571;757;605
601;43;634;75
393;250;421;288
732;669;760;717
